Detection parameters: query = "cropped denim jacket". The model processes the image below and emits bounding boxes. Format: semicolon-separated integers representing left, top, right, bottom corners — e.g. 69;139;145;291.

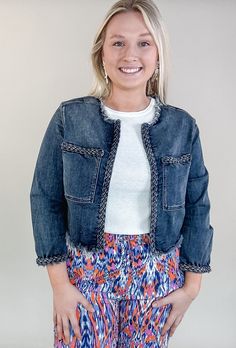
30;95;214;273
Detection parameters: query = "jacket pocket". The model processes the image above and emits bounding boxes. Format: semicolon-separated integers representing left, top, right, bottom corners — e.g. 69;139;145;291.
61;141;104;203
161;153;192;211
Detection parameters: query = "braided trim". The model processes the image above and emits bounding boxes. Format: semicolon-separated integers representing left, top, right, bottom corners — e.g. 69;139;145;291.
161;153;192;165
85;96;163;253
95;120;121;251
140;96;162;255
141;124;158;254
36;253;68;266
61;141;104;157
179;262;211;273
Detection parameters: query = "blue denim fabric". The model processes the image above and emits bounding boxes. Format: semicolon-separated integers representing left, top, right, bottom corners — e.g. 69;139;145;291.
30;95;214;273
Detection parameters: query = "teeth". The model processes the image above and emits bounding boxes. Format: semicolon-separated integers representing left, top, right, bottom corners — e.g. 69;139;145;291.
120;67;141;73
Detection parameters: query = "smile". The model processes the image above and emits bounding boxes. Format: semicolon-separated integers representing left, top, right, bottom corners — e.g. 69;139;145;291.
119;67;143;74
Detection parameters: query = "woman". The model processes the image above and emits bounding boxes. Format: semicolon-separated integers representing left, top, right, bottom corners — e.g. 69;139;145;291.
30;0;214;347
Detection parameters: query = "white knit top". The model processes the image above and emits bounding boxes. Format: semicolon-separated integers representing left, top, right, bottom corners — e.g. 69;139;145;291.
102;97;156;235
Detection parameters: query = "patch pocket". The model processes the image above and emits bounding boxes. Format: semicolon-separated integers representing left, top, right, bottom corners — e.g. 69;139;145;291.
161;153;192;211
61;141;104;203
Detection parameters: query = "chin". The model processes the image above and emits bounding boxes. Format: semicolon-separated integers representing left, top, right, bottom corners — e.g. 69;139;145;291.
114;77;147;87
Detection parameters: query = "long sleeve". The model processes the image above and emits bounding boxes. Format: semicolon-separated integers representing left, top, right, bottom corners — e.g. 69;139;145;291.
30;103;68;266
179;122;214;273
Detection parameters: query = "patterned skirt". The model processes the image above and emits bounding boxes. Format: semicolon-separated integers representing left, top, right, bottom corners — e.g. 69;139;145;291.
54;232;185;348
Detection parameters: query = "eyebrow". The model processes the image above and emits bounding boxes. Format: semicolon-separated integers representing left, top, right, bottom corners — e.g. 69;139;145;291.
109;33;152;39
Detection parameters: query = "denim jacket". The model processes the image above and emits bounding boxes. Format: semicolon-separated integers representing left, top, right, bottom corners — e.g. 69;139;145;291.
30;95;214;273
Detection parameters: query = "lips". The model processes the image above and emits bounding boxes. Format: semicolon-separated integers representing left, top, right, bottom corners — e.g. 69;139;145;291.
119;67;143;74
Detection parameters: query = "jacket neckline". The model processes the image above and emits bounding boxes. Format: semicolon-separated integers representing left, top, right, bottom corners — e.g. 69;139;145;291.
97;95;163;127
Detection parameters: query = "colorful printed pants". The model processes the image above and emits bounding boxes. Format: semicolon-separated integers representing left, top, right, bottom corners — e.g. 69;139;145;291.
54;232;185;348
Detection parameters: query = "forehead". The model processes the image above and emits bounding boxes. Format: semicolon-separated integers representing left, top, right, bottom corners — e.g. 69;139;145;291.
105;10;151;37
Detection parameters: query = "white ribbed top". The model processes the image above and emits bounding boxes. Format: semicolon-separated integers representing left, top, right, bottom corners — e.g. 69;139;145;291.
102;97;155;235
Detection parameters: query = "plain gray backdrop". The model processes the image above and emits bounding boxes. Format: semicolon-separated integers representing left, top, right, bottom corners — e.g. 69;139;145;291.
0;1;235;347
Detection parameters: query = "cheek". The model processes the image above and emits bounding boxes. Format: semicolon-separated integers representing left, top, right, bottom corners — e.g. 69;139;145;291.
143;48;158;62
102;44;119;62
103;50;117;63
144;57;158;71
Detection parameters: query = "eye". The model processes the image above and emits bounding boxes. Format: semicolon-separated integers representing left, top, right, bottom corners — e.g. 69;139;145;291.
113;41;124;47
139;41;150;47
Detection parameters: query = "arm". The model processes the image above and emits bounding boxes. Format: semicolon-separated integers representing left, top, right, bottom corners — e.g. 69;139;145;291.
179;121;214;273
152;271;202;337
47;261;70;289
182;271;202;299
47;262;95;345
30;103;68;266
152;121;214;337
30;110;95;344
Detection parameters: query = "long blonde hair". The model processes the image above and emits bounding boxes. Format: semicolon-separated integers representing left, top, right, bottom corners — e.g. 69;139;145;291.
88;0;170;105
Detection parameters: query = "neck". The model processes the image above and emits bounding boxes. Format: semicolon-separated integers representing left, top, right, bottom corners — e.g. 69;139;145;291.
103;90;151;112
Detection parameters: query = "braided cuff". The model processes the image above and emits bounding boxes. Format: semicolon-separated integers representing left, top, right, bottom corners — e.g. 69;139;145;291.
36;253;68;266
179;262;211;273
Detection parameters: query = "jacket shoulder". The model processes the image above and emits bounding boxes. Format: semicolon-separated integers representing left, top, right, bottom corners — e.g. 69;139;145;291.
60;95;99;107
162;103;197;125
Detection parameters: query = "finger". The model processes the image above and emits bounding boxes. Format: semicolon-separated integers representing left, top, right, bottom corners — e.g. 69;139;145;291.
161;312;176;337
152;294;171;308
69;310;82;340
61;316;70;345
78;293;95;313
169;315;183;337
53;307;57;327
56;314;63;341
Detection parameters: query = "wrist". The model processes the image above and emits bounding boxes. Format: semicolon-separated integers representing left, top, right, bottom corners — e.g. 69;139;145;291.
182;271;202;300
52;280;72;292
182;284;200;300
46;262;71;290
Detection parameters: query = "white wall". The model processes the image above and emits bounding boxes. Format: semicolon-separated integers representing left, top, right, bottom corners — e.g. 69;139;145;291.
0;1;235;347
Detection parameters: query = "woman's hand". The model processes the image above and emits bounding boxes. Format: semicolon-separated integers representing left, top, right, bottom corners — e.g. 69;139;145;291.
53;282;95;345
152;285;198;337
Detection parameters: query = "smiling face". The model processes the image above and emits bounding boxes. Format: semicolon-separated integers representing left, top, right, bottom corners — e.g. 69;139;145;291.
102;10;159;95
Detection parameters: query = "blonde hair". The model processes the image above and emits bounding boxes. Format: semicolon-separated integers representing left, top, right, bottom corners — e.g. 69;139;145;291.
88;0;170;105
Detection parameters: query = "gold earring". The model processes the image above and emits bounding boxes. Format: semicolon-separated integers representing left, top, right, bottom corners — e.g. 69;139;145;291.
102;61;109;85
154;61;160;78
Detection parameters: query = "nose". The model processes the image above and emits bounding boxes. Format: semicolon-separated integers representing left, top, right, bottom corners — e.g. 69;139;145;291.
122;43;139;62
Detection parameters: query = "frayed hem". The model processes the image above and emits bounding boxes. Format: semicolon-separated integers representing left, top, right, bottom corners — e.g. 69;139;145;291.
66;233;103;257
151;234;184;257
